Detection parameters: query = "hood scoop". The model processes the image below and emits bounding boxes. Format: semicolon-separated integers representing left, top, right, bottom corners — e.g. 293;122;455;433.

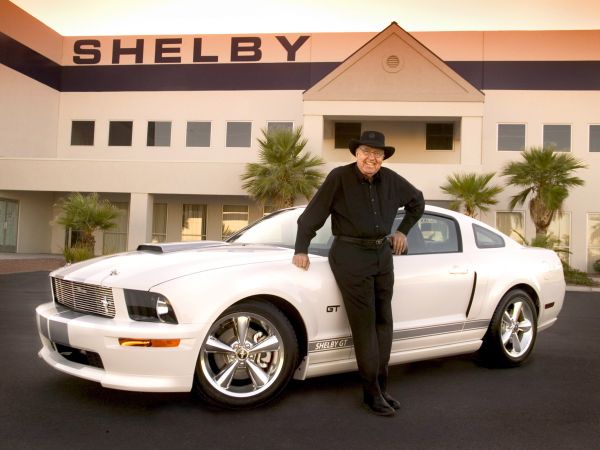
137;241;227;253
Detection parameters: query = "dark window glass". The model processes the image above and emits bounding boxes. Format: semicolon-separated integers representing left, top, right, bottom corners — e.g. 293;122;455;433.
147;121;171;147
498;124;525;151
473;224;505;249
543;124;571;152
267;122;293;134
426;123;454;150
186;122;211;147
334;122;361;149
226;122;252;147
589;125;600;152
71;121;95;146
108;121;133;146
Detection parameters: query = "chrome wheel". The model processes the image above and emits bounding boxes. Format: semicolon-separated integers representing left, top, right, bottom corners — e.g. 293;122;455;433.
199;308;288;400
481;289;538;367
500;298;534;358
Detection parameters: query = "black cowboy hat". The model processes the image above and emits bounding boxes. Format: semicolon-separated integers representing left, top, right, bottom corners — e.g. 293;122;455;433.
349;130;395;159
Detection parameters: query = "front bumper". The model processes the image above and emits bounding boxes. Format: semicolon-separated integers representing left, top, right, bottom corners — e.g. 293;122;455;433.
36;302;207;392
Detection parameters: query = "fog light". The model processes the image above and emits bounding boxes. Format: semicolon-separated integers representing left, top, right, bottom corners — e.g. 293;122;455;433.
119;338;180;347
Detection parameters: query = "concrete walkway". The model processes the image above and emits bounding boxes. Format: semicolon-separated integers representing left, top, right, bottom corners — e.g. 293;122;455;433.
0;253;66;274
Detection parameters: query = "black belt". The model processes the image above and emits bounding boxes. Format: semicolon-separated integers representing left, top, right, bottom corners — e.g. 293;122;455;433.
336;235;388;249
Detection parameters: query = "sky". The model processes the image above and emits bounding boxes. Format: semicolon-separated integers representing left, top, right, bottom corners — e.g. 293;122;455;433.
10;0;600;36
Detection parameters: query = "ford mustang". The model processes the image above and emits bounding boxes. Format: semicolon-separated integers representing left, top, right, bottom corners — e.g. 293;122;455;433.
35;206;565;408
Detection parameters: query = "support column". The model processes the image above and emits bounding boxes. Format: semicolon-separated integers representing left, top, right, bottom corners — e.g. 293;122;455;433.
128;193;154;250
460;116;483;166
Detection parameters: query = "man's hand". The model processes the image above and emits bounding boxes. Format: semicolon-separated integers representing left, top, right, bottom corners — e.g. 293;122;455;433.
292;253;310;270
389;231;407;255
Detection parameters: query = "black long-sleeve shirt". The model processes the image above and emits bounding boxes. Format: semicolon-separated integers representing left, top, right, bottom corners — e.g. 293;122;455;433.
295;163;425;254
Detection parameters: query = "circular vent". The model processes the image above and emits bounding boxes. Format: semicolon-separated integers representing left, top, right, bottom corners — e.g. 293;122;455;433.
383;54;404;73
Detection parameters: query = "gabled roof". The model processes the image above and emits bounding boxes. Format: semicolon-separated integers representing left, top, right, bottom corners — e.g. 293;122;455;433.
304;22;484;102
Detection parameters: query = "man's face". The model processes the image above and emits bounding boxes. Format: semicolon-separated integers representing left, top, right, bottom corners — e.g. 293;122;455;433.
356;145;385;178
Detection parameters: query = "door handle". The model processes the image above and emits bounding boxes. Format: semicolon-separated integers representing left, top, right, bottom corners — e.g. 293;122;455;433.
449;265;469;274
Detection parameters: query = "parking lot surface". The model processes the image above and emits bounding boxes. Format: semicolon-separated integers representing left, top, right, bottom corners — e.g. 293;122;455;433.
1;271;599;450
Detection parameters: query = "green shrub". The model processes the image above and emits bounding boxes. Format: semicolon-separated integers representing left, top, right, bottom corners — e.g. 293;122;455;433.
562;261;598;287
63;245;94;263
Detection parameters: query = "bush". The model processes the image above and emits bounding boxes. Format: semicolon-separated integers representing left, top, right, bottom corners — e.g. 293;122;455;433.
593;259;600;273
63;245;94;263
562;261;598;287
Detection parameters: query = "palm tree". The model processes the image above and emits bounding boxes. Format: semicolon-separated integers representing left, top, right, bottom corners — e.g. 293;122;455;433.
501;147;586;237
56;192;120;252
440;172;504;218
241;127;325;209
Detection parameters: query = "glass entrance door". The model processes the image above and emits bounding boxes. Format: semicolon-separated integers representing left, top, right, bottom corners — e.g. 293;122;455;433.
0;199;19;253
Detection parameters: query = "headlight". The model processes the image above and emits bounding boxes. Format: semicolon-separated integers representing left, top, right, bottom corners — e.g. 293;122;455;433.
123;289;178;324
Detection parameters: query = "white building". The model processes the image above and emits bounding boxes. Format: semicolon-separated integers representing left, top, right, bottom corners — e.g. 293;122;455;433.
1;0;599;272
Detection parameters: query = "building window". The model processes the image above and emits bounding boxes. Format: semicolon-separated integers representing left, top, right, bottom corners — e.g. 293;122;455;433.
147;121;171;147
226;122;252;147
267;122;293;134
335;122;361;149
108;121;133;146
496;211;525;244
103;202;129;255
186;122;211;147
548;211;571;263
589;125;600;152
182;204;207;241
587;213;600;273
222;205;249;240
71;121;95;146
152;203;167;243
426;123;454;150
543;124;571;152
498;124;525;151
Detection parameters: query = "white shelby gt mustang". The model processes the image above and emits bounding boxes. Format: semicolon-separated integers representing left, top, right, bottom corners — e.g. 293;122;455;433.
36;206;565;408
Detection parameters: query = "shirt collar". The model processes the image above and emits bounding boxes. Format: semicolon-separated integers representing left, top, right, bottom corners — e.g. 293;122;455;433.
353;163;382;184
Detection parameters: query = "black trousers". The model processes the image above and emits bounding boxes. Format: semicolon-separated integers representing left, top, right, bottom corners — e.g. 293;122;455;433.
328;238;395;398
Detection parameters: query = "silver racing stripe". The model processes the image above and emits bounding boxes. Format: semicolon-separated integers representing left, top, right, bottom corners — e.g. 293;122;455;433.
308;319;491;353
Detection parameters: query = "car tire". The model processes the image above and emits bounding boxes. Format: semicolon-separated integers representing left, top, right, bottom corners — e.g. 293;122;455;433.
193;300;298;409
480;289;538;367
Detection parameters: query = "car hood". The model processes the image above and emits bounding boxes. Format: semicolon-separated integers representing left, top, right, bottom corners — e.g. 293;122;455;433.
50;243;293;290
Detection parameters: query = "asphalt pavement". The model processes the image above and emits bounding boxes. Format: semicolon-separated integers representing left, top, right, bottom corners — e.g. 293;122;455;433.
1;271;599;450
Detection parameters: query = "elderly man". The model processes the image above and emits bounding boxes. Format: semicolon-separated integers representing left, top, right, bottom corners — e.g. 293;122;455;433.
293;131;424;416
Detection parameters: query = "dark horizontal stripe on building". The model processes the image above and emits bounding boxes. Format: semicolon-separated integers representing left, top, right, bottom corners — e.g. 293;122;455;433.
3;32;600;92
0;32;61;90
60;62;340;92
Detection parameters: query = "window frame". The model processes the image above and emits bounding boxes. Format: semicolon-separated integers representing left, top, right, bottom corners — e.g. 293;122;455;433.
186;121;212;148
586;212;600;273
543;123;571;152
70;120;95;146
495;211;525;244
589;124;600;153
425;122;454;151
108;120;134;147
221;204;250;240
146;121;172;147
266;122;294;134
226;121;252;148
497;123;526;152
334;122;361;149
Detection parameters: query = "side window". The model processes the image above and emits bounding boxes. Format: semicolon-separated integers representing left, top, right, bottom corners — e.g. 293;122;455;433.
394;213;461;255
473;224;505;249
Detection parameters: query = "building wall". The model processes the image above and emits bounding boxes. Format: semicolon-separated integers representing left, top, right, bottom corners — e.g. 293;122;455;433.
1;1;599;271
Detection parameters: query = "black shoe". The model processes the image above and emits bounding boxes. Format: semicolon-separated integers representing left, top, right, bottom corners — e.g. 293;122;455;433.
363;394;396;416
382;392;401;410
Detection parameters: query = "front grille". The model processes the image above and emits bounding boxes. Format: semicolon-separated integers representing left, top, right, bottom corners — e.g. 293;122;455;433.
52;277;116;318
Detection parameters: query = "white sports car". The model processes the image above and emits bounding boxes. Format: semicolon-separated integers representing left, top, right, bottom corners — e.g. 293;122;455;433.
35;206;565;408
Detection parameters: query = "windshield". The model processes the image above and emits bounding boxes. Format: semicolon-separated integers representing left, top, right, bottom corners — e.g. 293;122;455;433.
227;208;333;256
